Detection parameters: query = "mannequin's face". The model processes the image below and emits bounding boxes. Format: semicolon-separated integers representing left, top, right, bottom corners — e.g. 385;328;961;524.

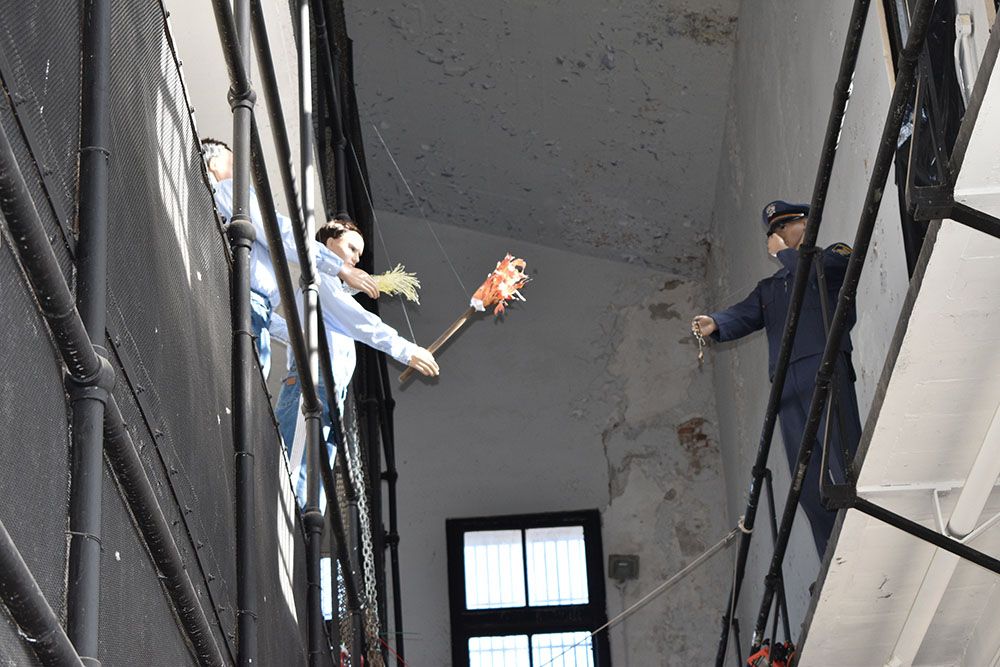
325;230;364;268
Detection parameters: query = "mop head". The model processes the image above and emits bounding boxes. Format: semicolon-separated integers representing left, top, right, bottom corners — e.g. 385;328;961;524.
374;264;421;304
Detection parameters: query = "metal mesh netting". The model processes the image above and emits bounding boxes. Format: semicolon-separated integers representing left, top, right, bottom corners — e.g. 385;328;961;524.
0;226;72;667
0;0;81;243
0;0;312;663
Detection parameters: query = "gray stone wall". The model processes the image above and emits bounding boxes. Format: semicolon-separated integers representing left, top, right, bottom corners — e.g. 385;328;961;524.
706;0;911;653
374;211;731;665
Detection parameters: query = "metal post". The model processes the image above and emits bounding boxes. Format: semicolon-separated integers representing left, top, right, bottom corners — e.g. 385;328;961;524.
310;0;349;218
67;1;113;663
217;0;260;662
750;0;937;646
296;1;329;663
714;1;873;662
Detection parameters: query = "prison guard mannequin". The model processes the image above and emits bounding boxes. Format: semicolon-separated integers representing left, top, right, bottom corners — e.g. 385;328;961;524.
691;200;863;556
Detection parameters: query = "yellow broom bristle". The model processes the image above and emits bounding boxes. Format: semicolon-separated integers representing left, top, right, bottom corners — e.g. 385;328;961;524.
374;264;421;304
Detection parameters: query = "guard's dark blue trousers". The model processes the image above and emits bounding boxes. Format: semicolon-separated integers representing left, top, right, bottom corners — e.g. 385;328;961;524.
777;352;862;556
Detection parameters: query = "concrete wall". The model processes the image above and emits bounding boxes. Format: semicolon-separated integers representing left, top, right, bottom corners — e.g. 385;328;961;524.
707;0;911;650
372;210;731;665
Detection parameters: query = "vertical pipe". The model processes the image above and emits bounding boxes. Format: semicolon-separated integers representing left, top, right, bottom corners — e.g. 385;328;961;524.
751;0;936;645
714;1;872;662
224;0;259;663
311;0;349;218
68;0;112;663
0;118;227;667
297;1;328;663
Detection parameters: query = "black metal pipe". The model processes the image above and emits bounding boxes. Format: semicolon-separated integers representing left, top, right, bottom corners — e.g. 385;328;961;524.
853;498;1000;574
243;0;362;633
714;1;873;662
762;471;791;643
104;397;229;666
750;0;936;646
0;119;227;667
0;518;84;667
310;0;349;218
218;0;260;662
69;0;112;626
295;2;329;664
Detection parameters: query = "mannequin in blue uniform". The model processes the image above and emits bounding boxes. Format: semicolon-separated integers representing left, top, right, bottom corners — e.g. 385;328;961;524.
692;200;862;556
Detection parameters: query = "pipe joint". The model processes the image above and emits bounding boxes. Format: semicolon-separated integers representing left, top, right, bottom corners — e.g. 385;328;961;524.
381;470;398;483
227;86;257;112
384;532;400;548
226;218;256;249
66;352;115;403
303;510;325;533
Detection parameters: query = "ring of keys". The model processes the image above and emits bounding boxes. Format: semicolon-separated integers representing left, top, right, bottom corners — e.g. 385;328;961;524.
692;320;706;365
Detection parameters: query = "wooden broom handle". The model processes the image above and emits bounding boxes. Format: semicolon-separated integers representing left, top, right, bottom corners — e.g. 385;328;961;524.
399;306;477;383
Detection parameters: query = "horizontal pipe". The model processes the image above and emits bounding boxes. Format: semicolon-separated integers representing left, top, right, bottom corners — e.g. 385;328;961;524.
0;519;84;667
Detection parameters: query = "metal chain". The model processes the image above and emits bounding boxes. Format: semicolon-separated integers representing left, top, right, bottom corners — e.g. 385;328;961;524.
692;319;707;365
344;403;383;667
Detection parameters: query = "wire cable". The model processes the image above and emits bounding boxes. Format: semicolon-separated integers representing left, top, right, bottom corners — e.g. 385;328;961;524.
347;139;418;343
369;123;469;296
537;527;739;667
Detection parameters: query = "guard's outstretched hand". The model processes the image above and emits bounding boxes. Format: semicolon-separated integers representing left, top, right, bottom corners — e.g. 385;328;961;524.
691;315;717;337
407;347;440;377
339;265;380;299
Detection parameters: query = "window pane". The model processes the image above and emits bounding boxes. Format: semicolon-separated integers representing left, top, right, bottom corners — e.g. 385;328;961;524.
532;632;594;667
526;526;589;606
469;634;530;667
464;530;526;609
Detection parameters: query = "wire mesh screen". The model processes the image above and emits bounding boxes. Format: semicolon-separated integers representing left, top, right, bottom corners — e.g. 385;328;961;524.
0;226;72;667
0;0;312;663
0;0;81;243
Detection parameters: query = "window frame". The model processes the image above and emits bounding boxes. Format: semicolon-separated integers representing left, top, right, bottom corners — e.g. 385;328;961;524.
446;509;612;667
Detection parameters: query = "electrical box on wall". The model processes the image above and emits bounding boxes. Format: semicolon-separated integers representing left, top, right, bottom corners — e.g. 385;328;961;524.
608;554;639;582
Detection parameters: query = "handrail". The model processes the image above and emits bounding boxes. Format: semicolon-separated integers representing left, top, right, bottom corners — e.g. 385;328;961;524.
748;0;937;649
714;0;873;662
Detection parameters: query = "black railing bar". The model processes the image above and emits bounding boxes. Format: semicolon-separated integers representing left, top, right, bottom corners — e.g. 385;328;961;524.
310;0;349;217
750;0;937;646
714;0;873;662
223;0;261;663
243;5;363;616
0;117;228;667
762;470;791;643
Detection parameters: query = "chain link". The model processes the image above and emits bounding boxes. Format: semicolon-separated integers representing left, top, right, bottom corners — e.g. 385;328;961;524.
692;319;707;365
344;403;384;667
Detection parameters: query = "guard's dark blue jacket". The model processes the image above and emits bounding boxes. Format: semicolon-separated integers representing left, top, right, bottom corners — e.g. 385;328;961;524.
709;244;856;378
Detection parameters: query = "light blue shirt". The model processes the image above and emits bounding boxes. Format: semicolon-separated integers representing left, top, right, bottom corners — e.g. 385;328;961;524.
212;178;344;309
294;275;418;408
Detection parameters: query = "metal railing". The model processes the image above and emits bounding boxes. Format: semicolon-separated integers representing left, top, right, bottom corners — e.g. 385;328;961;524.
717;0;1000;662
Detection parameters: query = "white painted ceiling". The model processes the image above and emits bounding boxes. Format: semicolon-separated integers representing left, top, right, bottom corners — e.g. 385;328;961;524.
344;0;740;275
